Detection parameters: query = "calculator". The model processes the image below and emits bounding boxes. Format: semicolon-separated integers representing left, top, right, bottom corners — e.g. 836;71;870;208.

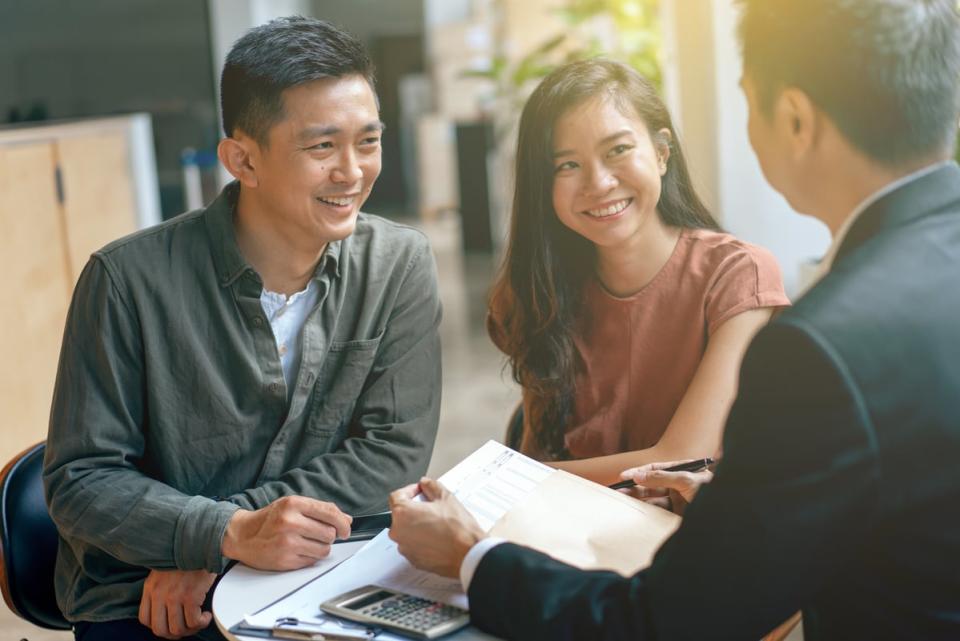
320;585;470;639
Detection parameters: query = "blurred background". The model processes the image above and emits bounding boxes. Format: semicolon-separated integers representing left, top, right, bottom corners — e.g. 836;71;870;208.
0;1;846;637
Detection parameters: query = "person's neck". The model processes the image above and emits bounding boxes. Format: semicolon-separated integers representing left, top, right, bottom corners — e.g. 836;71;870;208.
234;190;326;296
595;215;681;298
815;153;949;236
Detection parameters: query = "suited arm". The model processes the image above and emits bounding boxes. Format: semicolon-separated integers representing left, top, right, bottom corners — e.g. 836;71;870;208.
469;543;657;641
467;320;880;641
227;240;443;515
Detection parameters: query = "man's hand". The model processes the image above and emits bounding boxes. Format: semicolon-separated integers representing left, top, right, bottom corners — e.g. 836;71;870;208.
222;495;352;570
620;460;714;516
388;478;485;579
138;569;216;639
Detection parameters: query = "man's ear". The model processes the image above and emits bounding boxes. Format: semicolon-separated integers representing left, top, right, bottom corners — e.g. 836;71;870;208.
218;135;260;188
774;88;820;161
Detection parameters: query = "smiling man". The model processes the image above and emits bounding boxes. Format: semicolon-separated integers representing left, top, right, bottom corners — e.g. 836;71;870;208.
43;17;441;641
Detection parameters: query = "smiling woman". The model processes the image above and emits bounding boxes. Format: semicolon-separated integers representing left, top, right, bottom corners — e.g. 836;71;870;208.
488;59;790;484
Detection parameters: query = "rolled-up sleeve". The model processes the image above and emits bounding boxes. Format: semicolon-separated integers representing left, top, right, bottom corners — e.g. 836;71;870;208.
43;257;238;573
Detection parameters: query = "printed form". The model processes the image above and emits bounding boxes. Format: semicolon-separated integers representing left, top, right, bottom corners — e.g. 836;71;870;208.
238;441;553;639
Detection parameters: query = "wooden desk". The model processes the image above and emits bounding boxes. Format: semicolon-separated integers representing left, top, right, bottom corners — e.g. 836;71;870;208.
213;540;500;641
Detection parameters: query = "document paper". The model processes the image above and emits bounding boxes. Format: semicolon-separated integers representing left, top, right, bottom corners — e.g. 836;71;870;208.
238;440;680;640
489;469;681;576
239;441;550;639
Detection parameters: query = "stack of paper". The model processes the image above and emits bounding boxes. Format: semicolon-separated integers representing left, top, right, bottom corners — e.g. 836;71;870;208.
234;441;680;639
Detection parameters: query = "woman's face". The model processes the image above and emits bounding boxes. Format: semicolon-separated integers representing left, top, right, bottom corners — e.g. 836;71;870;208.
550;96;669;251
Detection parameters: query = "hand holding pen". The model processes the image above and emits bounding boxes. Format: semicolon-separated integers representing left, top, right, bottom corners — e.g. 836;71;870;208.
610;458;715;515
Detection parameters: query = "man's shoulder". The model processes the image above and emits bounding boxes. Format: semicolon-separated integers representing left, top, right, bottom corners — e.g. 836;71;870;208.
791;209;960;323
93;208;207;267
352;212;429;246
348;212;432;268
772;208;960;376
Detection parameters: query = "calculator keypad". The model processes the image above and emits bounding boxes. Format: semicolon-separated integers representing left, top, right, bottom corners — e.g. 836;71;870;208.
360;596;466;632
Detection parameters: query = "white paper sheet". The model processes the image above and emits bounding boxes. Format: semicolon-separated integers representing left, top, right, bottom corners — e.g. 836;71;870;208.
439;439;554;530
238;441;550;638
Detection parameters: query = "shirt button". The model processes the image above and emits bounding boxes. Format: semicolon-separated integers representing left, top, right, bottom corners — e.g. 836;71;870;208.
304;372;315;384
252;316;264;327
278;344;288;356
269;382;282;394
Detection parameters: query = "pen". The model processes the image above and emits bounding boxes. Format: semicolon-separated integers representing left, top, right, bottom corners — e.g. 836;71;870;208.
607;457;715;490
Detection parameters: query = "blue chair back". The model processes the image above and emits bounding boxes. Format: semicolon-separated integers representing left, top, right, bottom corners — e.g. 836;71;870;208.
0;442;70;630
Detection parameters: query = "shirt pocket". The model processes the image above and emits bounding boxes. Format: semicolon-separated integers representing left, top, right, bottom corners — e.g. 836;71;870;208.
306;332;384;436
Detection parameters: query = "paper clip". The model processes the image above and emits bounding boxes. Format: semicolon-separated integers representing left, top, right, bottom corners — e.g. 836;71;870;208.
273;615;379;640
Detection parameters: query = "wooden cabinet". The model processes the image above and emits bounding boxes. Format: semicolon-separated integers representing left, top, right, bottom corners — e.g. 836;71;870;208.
0;115;160;463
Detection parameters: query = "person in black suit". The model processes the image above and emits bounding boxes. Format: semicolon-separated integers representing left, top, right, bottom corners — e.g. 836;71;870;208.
388;0;960;639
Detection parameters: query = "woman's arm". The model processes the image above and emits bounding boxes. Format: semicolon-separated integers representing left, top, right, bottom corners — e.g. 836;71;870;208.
552;307;775;485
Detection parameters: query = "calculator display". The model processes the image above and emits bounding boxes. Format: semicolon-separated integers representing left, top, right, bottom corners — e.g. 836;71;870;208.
344;590;393;610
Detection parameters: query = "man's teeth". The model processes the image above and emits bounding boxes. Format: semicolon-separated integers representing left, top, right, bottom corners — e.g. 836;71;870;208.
318;196;354;206
586;199;630;218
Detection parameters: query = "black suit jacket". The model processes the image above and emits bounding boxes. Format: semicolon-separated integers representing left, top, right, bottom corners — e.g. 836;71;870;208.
469;163;960;640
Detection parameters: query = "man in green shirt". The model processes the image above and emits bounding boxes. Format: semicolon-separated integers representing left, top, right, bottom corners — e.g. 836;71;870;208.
44;17;442;641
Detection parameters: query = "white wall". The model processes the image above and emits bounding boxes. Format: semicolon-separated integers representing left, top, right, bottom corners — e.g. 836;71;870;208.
662;0;830;296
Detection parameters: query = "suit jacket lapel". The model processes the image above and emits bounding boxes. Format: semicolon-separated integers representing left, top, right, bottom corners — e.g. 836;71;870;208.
834;162;960;266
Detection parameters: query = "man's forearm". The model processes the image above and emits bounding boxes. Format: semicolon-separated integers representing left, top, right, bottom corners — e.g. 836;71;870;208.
45;459;238;572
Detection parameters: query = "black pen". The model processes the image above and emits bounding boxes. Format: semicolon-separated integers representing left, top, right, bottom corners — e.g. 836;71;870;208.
607;458;715;490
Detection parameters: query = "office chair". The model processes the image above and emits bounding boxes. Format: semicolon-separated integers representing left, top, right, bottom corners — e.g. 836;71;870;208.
0;441;71;630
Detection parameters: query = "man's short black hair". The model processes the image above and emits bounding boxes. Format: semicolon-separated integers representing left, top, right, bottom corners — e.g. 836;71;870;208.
737;0;960;166
220;16;375;144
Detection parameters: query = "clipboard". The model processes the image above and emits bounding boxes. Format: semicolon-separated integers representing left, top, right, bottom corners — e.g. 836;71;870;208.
228;512;393;640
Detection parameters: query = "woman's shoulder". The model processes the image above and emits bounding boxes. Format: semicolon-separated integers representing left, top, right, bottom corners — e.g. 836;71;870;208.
681;228;782;277
681;228;790;328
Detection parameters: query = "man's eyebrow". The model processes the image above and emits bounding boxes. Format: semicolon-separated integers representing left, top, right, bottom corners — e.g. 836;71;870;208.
552;129;632;158
297;121;386;142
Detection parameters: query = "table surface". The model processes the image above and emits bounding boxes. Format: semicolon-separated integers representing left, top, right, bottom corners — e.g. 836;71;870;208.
213;540;500;641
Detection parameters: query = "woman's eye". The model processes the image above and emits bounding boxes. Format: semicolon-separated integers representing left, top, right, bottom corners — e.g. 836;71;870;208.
609;144;633;157
555;161;578;173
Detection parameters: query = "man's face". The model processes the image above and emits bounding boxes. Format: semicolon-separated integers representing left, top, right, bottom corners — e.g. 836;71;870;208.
742;75;786;194
741;74;810;214
251;75;383;247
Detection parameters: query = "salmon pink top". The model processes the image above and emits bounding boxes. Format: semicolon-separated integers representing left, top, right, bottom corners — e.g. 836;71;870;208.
491;228;790;460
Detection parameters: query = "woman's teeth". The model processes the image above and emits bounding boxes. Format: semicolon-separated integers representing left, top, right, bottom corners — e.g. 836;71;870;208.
586;198;631;218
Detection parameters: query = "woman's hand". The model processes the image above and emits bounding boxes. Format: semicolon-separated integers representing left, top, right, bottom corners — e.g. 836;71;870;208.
619;460;714;515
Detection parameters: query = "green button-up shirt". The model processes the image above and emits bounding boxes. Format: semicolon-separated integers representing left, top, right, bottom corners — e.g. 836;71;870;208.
43;183;442;624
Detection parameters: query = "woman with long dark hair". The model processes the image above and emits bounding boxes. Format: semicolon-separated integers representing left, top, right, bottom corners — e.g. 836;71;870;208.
489;59;789;484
